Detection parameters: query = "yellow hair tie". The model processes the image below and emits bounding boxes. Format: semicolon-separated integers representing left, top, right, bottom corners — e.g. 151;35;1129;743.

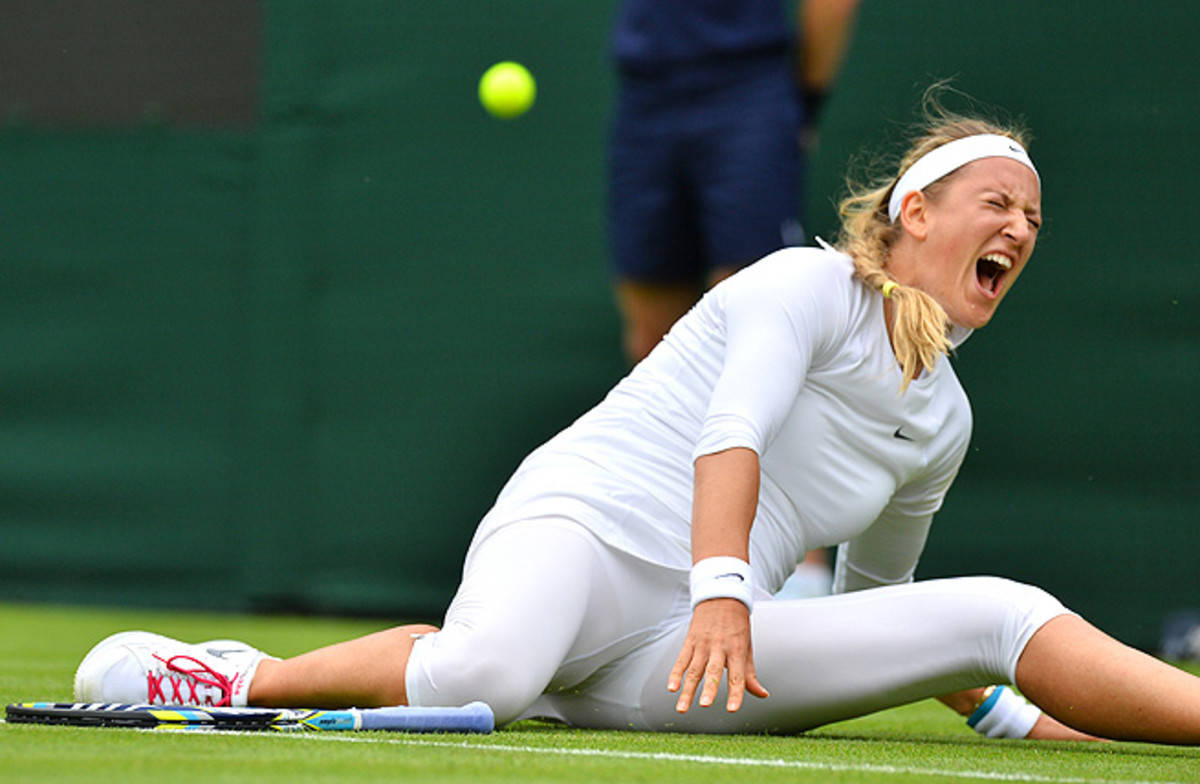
881;280;898;299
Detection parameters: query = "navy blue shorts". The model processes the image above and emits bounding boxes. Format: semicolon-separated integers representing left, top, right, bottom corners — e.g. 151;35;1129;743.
608;54;804;284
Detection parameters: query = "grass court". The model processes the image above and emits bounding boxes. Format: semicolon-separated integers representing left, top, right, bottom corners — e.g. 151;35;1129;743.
2;601;1197;783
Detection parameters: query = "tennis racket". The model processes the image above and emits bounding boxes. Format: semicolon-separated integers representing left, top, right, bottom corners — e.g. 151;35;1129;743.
5;701;494;733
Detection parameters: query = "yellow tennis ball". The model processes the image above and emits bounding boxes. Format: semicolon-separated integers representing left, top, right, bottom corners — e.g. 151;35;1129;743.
478;61;536;119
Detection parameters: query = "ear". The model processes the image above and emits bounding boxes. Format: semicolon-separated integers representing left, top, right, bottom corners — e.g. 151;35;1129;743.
898;190;930;241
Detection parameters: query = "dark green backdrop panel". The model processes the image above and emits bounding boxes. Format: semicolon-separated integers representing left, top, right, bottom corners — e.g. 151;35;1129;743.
233;2;623;615
0;1;1194;649
0;130;254;608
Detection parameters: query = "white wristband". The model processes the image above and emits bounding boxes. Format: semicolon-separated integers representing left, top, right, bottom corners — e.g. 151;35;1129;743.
689;556;753;613
967;686;1041;739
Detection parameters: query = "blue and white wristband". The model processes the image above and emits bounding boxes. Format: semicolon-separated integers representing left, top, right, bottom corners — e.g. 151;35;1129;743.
966;685;1041;739
689;556;753;613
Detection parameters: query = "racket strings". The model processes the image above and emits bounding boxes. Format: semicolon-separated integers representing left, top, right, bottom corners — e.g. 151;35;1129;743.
148;653;235;707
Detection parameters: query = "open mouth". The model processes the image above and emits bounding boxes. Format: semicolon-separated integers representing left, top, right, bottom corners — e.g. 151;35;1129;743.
975;252;1012;296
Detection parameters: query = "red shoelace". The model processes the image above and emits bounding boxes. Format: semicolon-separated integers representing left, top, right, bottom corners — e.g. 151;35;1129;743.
147;653;235;707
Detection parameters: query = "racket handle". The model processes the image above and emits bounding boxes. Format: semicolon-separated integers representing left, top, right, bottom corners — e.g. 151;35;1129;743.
357;701;494;733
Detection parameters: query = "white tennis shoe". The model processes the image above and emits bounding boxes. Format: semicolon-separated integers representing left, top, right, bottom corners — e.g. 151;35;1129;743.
74;631;277;707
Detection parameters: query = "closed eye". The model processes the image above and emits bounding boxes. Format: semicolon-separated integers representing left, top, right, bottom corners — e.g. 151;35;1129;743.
985;192;1040;231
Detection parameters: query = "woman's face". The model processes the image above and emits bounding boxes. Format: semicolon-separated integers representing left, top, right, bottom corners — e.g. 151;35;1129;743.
902;157;1042;329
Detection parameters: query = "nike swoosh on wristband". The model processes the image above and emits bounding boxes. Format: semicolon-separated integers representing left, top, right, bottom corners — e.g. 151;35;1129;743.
715;573;745;582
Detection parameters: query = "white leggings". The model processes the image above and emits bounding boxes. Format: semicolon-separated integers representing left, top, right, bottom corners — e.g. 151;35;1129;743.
405;519;1071;731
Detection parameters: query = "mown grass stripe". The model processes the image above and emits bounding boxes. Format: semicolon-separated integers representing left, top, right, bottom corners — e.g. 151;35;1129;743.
277;733;1189;784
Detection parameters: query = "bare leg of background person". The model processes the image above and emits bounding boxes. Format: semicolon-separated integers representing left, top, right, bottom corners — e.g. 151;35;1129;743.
615;265;741;364
1017;614;1200;744
705;266;739;289
615;280;700;363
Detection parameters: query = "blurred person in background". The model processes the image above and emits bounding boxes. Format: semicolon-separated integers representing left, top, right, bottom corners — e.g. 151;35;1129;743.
608;0;862;597
607;0;860;363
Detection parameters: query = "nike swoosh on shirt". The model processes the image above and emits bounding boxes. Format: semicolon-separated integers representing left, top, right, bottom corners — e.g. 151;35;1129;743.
893;427;915;441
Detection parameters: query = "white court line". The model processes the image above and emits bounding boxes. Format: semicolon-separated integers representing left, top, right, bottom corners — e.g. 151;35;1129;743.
275;732;1194;784
5;718;1189;784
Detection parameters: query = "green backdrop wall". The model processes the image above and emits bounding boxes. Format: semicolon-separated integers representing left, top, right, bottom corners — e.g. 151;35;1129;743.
1;1;1195;650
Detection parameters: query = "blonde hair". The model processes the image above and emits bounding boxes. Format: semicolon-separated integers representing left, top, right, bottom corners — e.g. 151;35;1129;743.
834;86;1031;391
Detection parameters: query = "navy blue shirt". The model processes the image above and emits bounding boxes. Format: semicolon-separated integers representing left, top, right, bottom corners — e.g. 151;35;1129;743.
612;0;792;73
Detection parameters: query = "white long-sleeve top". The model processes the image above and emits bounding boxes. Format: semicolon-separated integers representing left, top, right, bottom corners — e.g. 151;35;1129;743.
473;246;973;595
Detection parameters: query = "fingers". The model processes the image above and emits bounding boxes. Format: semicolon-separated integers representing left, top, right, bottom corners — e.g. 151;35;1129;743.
668;643;719;713
674;645;756;713
667;639;691;694
667;600;769;714
738;644;770;702
721;645;770;711
724;650;746;712
698;652;726;709
745;668;770;700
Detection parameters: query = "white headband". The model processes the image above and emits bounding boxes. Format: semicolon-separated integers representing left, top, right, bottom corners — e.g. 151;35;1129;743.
887;134;1039;222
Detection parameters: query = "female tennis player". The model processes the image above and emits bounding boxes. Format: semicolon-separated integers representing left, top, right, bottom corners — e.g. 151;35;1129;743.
75;94;1200;744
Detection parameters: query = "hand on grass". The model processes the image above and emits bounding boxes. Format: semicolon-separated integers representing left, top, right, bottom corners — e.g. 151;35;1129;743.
667;598;769;713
